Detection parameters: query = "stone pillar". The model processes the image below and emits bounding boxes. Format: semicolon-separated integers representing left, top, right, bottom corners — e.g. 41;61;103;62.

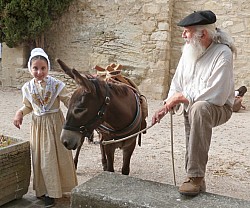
1;43;29;87
139;0;174;99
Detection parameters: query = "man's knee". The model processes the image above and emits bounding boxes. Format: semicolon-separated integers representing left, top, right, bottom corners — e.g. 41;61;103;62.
189;101;211;116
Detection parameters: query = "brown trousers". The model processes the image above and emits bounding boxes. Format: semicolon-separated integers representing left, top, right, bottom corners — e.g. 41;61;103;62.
183;101;232;177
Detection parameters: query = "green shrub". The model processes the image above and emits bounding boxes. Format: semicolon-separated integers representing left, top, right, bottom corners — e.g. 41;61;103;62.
0;0;74;48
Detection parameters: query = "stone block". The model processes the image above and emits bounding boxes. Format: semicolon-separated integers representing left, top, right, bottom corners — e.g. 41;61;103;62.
71;172;250;208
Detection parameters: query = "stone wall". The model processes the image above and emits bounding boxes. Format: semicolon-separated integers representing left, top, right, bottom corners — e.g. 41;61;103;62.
0;44;30;87
1;0;250;99
45;0;174;99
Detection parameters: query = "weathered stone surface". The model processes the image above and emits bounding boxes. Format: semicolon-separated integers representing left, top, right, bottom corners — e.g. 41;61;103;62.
71;172;250;208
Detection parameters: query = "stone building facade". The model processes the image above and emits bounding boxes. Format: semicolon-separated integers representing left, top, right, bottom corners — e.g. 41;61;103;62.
0;0;249;99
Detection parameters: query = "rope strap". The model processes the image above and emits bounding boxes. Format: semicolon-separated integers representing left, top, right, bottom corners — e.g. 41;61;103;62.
101;124;155;145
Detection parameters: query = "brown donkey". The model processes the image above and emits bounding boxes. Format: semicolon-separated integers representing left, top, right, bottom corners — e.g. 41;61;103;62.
57;59;143;175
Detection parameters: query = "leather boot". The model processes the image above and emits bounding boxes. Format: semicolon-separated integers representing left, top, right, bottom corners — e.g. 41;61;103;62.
179;177;206;196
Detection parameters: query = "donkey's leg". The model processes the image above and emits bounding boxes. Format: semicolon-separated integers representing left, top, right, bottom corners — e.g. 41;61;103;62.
104;145;116;172
74;146;81;170
122;139;136;175
88;131;94;143
100;143;108;171
74;137;85;169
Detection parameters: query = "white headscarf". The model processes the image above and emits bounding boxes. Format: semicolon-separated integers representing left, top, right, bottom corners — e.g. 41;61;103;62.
28;48;51;72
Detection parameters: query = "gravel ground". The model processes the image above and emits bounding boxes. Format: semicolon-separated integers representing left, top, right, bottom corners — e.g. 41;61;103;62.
0;86;249;204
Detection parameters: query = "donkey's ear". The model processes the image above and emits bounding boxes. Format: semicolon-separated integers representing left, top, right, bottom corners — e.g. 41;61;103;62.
71;69;93;92
56;58;93;92
56;58;75;80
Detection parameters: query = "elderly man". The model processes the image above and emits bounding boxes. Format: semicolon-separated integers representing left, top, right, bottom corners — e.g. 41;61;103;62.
152;10;236;196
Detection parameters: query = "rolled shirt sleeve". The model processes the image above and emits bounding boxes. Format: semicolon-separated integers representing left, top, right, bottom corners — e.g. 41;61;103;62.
19;97;33;116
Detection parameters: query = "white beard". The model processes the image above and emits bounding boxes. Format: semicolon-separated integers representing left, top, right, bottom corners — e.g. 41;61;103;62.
182;37;206;64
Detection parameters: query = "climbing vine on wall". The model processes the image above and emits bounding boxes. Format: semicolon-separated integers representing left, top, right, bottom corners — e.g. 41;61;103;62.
0;0;75;48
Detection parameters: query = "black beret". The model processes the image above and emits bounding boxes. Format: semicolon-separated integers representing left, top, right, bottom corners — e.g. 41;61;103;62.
177;10;216;27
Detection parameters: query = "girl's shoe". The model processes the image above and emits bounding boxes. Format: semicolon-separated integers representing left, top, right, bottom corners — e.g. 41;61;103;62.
45;196;55;208
36;194;45;200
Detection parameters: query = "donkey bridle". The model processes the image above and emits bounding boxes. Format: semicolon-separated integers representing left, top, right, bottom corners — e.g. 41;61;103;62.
63;80;110;136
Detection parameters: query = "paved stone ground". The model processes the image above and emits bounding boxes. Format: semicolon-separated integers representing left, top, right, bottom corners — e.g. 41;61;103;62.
1;190;70;208
1;193;70;208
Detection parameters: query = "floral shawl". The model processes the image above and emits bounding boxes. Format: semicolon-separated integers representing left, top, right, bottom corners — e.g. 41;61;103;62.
22;76;65;116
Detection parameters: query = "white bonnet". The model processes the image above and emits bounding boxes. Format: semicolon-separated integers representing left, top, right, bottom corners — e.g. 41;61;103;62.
28;48;51;72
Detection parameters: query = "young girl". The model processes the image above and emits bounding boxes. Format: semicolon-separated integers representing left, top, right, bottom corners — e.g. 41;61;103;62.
13;48;77;207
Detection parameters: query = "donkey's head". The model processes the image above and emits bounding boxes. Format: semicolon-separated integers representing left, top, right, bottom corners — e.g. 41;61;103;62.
57;59;108;149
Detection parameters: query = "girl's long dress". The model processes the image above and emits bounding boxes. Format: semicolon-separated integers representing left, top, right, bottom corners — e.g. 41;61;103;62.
20;82;77;198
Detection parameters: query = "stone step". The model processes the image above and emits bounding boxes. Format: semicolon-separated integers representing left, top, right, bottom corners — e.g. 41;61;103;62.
71;172;250;208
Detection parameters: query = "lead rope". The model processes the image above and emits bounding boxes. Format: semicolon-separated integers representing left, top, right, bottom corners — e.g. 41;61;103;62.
101;123;155;145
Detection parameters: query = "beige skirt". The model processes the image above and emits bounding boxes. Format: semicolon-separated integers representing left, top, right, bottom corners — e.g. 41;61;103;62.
30;110;78;198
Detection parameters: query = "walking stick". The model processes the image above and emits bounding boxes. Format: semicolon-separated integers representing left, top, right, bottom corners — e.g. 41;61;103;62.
170;110;176;186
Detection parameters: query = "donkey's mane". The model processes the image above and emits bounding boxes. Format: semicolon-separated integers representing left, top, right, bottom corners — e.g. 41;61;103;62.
87;75;129;96
107;82;129;96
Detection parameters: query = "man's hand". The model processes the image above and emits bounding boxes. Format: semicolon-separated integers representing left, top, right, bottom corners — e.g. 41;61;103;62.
151;92;189;125
151;106;168;125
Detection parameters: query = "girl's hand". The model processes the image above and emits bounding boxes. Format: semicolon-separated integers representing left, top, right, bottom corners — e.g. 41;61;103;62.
13;111;23;129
